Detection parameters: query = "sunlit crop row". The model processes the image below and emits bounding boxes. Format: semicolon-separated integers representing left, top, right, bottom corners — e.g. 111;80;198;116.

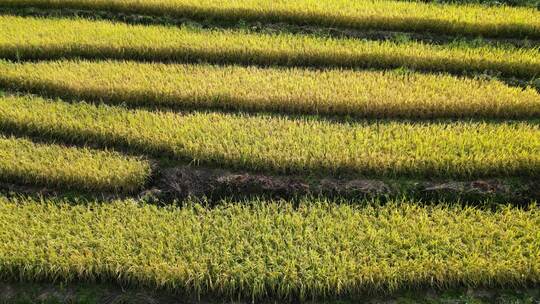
0;135;150;192
1;196;538;299
2;0;539;38
1;60;539;119
1;95;539;178
1;16;539;78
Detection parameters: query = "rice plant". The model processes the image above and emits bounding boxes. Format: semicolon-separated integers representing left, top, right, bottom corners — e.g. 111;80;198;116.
1;16;539;78
0;135;151;192
1;95;539;178
1;0;539;38
0;60;538;119
0;196;538;299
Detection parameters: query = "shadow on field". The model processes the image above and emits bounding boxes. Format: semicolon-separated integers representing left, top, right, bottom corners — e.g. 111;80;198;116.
0;280;539;304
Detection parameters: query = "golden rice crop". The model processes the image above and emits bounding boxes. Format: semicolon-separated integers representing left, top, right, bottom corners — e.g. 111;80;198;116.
1;95;539;178
1;16;539;78
0;196;538;299
0;135;151;192
1;60;539;119
1;0;539;39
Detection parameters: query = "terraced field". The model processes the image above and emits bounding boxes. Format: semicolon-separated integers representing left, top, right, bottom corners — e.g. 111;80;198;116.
0;0;539;302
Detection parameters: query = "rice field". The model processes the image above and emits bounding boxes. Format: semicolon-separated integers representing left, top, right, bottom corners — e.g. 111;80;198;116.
0;135;150;192
0;0;539;302
2;16;540;78
1;60;538;119
1;0;539;38
0;197;539;300
2;95;540;178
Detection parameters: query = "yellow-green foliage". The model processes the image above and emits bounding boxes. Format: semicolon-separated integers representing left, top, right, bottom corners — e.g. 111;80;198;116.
0;135;150;192
1;60;539;119
2;0;539;39
1;16;539;78
0;196;538;299
1;95;539;178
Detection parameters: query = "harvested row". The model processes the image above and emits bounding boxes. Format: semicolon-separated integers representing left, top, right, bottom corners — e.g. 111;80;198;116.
0;196;539;299
0;135;150;192
1;60;539;119
1;16;539;78
1;0;539;39
1;95;539;178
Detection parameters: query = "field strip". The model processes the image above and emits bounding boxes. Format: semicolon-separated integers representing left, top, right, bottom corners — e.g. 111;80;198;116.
1;0;539;39
1;95;539;178
0;135;150;192
1;16;539;78
3;7;540;50
0;196;538;298
1;60;539;119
